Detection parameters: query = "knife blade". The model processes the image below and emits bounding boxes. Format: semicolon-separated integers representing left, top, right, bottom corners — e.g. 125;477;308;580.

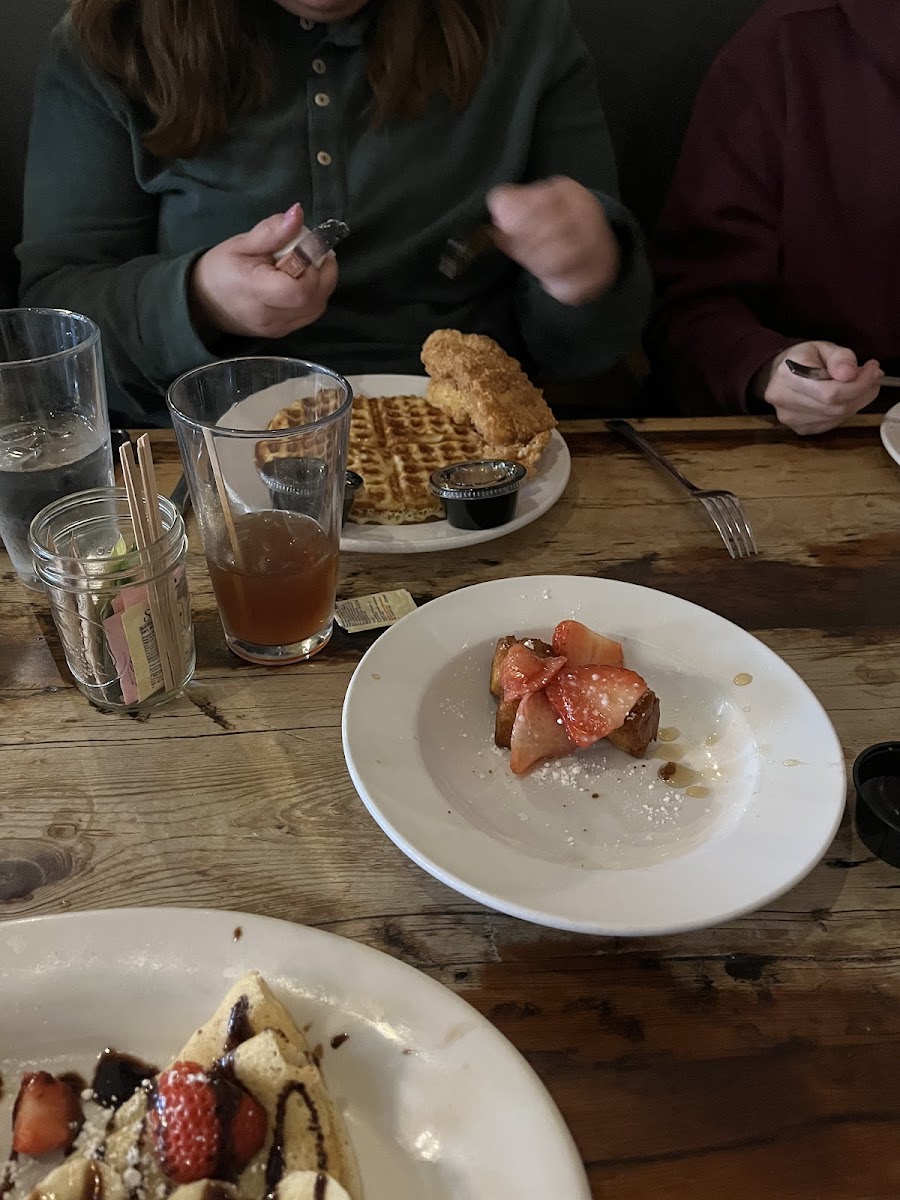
169;474;191;515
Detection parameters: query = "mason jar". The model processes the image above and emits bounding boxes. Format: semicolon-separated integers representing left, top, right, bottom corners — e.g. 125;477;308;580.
29;487;195;711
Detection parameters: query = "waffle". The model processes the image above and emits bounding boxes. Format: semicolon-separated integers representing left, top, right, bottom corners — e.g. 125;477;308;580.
255;388;341;466
347;393;487;524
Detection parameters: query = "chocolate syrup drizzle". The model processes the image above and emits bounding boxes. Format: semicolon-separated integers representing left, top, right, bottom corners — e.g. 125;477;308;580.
84;1162;105;1200
222;996;253;1056
91;1051;157;1110
313;1174;327;1200
0;1155;17;1200
264;1082;327;1191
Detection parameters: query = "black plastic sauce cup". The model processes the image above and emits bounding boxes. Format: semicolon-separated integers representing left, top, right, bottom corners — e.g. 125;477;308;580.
429;460;526;530
853;741;900;868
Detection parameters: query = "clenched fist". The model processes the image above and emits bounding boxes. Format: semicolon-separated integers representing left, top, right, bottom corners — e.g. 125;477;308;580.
487;177;620;306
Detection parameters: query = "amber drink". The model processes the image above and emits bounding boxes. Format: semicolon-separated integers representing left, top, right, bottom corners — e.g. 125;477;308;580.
168;358;352;664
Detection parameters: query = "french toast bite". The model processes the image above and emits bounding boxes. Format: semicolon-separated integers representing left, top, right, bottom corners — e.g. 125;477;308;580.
488;621;660;776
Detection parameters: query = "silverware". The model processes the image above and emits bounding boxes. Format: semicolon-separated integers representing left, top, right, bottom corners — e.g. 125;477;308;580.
169;474;190;515
605;419;758;559
786;359;900;388
111;429;132;457
439;223;495;279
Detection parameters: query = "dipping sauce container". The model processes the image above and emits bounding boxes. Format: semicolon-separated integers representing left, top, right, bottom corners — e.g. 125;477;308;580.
429;460;526;530
854;741;900;868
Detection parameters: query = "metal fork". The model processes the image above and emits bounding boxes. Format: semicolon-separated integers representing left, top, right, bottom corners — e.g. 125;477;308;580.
786;358;900;387
605;419;758;559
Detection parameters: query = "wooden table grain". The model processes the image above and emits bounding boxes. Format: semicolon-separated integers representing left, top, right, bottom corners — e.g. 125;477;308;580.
3;414;900;1199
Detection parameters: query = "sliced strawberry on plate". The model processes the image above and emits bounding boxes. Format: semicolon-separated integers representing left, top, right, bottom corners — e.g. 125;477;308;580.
552;620;624;668
12;1071;83;1157
229;1091;267;1168
499;641;567;703
150;1061;220;1184
545;666;649;749
509;689;576;775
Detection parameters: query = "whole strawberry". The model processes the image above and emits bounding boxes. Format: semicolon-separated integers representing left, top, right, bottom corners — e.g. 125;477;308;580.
149;1060;267;1184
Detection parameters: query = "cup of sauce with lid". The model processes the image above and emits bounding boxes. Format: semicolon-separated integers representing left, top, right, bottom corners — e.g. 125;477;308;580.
854;741;900;868
429;460;526;530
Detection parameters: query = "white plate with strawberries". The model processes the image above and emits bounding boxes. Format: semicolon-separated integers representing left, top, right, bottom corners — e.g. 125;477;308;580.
342;575;846;935
0;908;589;1200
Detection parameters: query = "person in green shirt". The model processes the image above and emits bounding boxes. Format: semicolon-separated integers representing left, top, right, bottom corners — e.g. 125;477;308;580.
18;0;652;425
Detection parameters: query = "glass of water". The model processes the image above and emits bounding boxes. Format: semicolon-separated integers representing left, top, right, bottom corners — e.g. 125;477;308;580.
0;309;114;589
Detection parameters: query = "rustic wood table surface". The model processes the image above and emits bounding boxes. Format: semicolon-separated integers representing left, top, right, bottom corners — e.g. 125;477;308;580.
3;414;900;1199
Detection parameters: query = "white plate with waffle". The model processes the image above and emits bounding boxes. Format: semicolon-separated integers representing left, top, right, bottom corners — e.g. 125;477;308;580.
0;908;590;1200
880;402;900;467
342;575;846;936
340;375;570;554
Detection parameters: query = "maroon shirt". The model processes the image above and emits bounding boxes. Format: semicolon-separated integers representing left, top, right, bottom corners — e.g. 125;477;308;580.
648;0;900;414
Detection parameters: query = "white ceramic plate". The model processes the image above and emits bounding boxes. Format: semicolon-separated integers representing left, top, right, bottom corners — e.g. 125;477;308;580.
342;576;846;936
880;401;900;466
0;908;588;1200
207;374;569;555
340;376;570;554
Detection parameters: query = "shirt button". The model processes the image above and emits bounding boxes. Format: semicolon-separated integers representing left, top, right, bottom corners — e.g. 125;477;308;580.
299;17;316;29
316;150;333;166
314;92;330;107
312;58;326;74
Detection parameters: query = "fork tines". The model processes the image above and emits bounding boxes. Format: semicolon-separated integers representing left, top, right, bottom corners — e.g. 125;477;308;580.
698;492;758;559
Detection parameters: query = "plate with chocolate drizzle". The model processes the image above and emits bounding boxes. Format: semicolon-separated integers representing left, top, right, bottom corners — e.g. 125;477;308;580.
0;908;588;1200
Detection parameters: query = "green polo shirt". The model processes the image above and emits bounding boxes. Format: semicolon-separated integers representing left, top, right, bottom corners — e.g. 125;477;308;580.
18;0;652;423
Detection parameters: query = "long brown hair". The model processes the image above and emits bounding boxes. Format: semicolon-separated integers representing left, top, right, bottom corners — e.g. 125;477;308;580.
69;0;499;159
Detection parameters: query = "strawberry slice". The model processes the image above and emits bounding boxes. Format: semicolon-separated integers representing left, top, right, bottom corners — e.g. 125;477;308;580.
499;641;567;703
12;1072;83;1157
545;666;649;749
509;689;575;775
230;1091;267;1167
552;620;624;668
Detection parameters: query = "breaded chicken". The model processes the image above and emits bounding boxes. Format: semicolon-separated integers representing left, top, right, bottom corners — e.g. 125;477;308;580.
421;330;556;451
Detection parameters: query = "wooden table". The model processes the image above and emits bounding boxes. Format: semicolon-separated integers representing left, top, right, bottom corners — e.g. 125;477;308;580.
3;415;900;1199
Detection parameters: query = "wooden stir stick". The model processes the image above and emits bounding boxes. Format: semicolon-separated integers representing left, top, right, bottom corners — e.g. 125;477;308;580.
202;427;244;570
119;441;178;693
136;434;184;678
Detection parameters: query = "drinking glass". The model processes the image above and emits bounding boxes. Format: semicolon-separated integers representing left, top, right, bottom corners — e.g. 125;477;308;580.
168;357;352;665
0;308;113;589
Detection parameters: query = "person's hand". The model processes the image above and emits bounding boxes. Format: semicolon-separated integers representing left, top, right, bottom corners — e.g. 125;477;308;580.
487;177;620;306
754;341;883;435
189;203;338;341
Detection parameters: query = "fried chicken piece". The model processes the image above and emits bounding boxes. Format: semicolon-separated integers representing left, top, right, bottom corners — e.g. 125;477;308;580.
421;330;556;451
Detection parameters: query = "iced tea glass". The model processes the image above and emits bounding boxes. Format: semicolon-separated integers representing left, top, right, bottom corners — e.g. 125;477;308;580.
167;358;352;665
